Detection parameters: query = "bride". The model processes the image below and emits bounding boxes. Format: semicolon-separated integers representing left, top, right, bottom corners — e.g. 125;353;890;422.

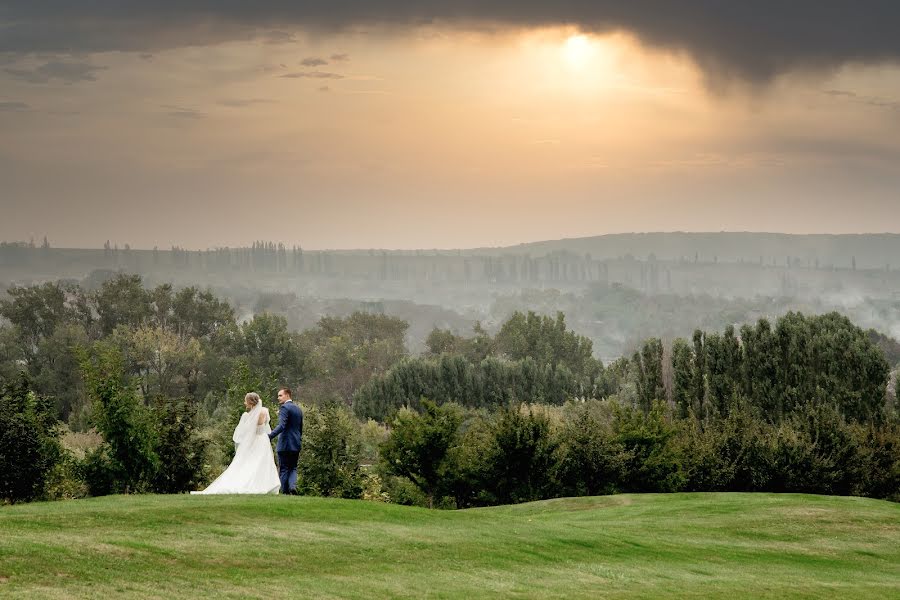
192;392;281;494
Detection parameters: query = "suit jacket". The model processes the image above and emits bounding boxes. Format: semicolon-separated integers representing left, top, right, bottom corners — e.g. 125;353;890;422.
269;400;303;453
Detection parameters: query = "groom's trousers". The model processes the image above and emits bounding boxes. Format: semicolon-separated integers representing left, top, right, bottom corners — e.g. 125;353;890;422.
277;450;300;494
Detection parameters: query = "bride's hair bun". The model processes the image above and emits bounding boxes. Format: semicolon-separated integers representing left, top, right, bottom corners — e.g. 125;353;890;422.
244;392;261;406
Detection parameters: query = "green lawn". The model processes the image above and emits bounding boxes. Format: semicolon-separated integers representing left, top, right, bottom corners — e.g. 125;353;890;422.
1;493;898;599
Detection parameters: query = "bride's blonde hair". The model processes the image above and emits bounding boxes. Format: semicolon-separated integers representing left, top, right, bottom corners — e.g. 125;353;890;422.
244;392;261;407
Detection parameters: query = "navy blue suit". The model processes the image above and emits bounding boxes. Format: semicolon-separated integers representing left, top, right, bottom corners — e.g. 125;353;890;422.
268;400;303;494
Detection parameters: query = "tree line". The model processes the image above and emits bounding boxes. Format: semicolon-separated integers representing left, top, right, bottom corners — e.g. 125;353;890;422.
1;275;899;505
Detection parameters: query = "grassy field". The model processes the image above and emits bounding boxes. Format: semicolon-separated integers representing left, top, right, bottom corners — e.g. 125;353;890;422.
0;493;898;599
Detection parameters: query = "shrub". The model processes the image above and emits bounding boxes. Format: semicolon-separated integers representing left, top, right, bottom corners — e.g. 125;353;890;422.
79;345;159;495
680;401;774;492
45;453;88;500
379;400;461;508
152;396;209;494
482;404;559;504
613;402;686;493
446;412;496;508
769;402;860;495
80;445;118;497
854;421;900;501
298;403;365;499
0;376;65;503
555;400;624;496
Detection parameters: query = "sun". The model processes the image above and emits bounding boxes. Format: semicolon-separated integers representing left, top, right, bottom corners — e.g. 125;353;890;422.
562;34;595;70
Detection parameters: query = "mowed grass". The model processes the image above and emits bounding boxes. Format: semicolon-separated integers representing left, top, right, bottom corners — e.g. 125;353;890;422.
1;493;898;599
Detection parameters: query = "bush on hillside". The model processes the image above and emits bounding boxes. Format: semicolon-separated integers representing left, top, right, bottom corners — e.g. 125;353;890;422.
0;376;65;503
152;396;210;494
299;402;365;499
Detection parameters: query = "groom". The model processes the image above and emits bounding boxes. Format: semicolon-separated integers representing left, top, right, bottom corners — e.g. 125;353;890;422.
268;387;303;495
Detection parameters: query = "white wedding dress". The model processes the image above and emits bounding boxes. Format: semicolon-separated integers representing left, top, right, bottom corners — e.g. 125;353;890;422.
192;404;281;495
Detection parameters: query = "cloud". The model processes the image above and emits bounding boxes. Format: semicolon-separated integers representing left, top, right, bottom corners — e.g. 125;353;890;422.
279;71;344;79
330;53;350;62
262;30;297;44
824;89;900;112
4;60;106;84
300;56;329;67
1;3;899;83
161;105;206;119
218;98;274;107
318;86;331;92
0;100;29;111
823;89;857;99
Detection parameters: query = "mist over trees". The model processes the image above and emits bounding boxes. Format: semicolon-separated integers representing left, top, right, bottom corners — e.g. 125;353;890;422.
5;232;900;363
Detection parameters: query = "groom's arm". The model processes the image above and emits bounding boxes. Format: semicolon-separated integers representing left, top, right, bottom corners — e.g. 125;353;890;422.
268;404;288;439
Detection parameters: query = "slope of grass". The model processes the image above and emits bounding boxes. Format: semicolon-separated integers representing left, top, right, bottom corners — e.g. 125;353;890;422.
1;493;898;599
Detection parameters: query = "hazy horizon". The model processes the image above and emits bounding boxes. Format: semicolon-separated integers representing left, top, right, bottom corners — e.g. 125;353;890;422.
7;229;900;253
3;3;900;250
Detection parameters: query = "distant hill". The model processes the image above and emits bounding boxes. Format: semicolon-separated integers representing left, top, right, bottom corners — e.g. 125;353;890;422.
485;232;900;270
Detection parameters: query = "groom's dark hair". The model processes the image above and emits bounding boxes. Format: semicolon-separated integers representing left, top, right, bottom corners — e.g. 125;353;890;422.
279;387;292;398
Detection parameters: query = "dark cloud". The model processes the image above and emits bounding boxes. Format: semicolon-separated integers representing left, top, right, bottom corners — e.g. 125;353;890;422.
824;89;900;112
4;60;105;84
279;71;344;79
0;100;29;111
300;56;328;67
0;2;899;83
330;53;350;62
318;85;331;92
262;30;296;44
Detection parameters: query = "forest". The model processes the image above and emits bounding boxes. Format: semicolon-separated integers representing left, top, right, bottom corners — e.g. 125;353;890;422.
1;274;898;507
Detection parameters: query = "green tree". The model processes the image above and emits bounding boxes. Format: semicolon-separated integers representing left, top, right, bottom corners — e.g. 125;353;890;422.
93;274;152;336
32;323;89;422
151;396;209;494
483;404;559;504
234;313;301;385
298;403;365;498
555;401;623;496
613;402;686;493
298;312;408;405
773;312;888;422
0;282;91;361
680;400;774;492
495;311;600;382
0;375;64;503
0;325;24;383
634;338;664;414
671;338;694;418
79;345;159;494
171;287;235;338
691;330;707;418
425;328;467;357
379;400;461;508
855;421;900;501
115;325;203;399
740;319;779;419
769;401;861;495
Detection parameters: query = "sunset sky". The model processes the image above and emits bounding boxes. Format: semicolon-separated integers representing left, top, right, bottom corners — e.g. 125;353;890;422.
1;2;899;250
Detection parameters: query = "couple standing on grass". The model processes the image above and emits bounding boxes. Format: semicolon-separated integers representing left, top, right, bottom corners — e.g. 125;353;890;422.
192;387;303;495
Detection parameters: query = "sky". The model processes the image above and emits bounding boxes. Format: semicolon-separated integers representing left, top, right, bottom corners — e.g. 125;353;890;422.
1;2;900;250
